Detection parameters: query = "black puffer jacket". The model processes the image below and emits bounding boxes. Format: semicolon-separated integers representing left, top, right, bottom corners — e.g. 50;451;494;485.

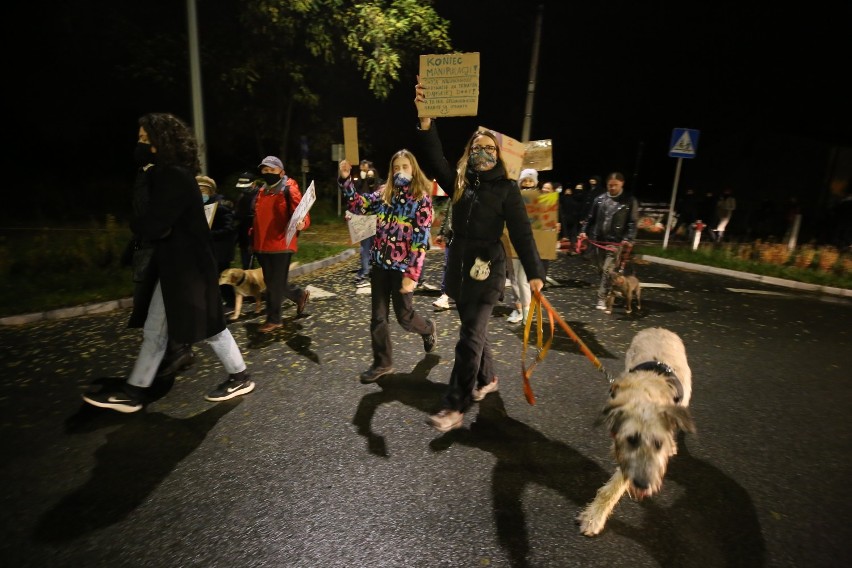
416;124;544;304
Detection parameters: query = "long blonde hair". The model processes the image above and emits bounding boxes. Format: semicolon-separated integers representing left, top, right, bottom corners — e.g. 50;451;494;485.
453;129;507;203
382;149;432;204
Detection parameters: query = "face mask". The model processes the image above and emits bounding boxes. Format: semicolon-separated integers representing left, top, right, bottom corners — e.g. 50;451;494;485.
360;170;367;179
393;172;411;187
468;148;497;171
201;194;211;204
262;172;281;186
134;142;154;168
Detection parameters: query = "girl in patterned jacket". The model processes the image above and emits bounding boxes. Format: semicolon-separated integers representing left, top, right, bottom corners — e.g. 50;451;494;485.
338;149;436;383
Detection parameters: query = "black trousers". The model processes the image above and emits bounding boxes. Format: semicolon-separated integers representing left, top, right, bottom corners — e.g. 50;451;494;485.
442;299;495;412
256;252;303;324
369;268;432;369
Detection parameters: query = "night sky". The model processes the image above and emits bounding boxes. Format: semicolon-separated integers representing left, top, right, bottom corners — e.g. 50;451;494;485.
9;0;851;226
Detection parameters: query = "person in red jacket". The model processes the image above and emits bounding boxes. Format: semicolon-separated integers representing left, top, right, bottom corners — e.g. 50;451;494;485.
253;156;311;333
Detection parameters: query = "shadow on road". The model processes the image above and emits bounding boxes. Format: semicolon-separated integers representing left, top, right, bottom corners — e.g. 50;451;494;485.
34;398;242;543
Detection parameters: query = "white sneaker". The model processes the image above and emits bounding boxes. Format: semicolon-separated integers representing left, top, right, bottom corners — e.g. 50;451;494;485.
473;378;499;401
506;310;522;323
432;294;450;309
595;300;607;310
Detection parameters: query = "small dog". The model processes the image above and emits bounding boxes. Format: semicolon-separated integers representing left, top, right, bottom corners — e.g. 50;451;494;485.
577;327;695;536
606;271;641;315
218;268;266;320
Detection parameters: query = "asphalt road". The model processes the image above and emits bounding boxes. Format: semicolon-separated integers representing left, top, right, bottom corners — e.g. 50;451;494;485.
1;248;850;567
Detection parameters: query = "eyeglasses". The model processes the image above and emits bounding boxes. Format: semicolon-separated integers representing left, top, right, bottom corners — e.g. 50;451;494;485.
470;144;497;154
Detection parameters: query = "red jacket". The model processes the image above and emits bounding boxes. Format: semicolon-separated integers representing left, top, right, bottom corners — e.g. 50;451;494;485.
252;177;310;253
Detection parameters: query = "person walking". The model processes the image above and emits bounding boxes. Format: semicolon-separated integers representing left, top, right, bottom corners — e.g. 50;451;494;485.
505;168;540;324
713;187;736;242
197;175;238;306
338;150;436;382
234;171;260;269
253;156;311;333
414;77;544;432
432;195;453;310
349;159;383;287
82;112;255;413
577;171;639;310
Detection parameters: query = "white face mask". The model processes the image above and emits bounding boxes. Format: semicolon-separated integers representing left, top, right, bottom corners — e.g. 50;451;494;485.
360;171;367;179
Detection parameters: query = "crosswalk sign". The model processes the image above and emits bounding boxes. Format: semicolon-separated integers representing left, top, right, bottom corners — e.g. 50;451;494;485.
669;128;699;159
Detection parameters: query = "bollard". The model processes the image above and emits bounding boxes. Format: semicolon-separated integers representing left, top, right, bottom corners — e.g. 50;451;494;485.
691;220;706;250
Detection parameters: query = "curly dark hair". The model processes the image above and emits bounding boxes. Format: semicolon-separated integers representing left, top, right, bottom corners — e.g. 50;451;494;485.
138;113;200;173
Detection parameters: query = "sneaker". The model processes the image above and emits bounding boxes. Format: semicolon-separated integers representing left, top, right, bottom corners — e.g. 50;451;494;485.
156;346;195;377
82;386;144;413
359;365;395;383
473;377;499;402
355;279;371;289
595;300;607;310
506;309;522;324
427;409;464;432
422;320;437;353
432;294;450;310
204;372;255;402
297;290;310;315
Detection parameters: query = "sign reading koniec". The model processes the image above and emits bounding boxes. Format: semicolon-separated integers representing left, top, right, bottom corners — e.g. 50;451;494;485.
416;53;480;117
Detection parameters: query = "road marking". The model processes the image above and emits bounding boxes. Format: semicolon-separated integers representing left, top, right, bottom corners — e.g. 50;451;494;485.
303;285;336;299
639;283;673;289
726;288;791;296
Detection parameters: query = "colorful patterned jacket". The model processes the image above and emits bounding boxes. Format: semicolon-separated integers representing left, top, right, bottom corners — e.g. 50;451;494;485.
339;178;432;282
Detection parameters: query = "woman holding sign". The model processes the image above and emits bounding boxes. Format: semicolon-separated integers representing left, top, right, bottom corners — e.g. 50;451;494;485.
414;78;545;432
338;149;436;383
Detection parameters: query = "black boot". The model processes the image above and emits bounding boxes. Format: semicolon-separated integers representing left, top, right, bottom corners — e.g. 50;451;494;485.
156;340;195;377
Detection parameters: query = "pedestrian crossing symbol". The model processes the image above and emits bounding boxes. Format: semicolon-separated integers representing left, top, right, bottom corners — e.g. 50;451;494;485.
668;128;700;159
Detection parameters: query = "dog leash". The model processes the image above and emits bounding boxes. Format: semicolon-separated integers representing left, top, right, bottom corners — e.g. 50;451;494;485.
521;291;614;405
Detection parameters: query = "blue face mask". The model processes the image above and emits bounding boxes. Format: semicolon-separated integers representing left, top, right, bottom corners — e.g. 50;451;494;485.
393;172;412;187
202;194;211;204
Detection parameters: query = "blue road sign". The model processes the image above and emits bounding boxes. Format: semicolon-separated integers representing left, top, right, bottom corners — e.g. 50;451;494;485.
669;128;700;159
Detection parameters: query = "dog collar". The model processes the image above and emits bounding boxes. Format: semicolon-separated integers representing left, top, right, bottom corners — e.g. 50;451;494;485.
236;273;247;286
630;360;684;404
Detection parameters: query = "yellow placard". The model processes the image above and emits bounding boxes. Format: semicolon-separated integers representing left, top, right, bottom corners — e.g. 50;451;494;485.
503;190;559;260
416;52;480;117
342;117;359;165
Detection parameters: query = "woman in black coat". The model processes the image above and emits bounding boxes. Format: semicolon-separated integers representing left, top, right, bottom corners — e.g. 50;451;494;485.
82;113;255;413
414;81;545;432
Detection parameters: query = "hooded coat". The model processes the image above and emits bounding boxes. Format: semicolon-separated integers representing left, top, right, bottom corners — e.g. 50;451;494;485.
128;164;227;343
415;124;544;304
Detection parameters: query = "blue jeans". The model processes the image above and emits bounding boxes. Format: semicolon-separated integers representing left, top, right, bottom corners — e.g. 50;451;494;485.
127;281;246;389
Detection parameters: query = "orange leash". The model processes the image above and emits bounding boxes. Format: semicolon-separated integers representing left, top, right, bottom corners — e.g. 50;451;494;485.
520;291;614;405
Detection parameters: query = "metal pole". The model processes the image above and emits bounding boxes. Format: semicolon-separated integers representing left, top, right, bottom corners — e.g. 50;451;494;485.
520;5;544;143
187;0;207;173
662;157;683;249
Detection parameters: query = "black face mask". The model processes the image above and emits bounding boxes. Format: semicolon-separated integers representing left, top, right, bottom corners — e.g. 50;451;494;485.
134;142;155;168
262;172;282;186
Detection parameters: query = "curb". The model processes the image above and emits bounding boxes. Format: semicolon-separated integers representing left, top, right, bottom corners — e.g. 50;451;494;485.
0;248;358;326
637;254;852;298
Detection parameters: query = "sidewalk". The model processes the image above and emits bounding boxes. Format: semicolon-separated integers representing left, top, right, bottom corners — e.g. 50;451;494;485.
1;247;847;326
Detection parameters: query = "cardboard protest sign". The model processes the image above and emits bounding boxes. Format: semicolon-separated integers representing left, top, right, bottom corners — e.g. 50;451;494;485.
347;214;377;244
203;202;217;229
286;181;316;247
416;53;480;117
503;190;559;260
479;126;524;180
522;139;553;171
342;117;359;165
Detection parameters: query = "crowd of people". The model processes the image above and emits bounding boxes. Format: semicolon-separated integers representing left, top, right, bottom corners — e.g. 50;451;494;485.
89;74;826;430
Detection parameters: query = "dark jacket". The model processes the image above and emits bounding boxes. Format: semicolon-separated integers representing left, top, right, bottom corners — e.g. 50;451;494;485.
207;194;237;271
128;164;227;344
416;124;544;304
582;190;639;243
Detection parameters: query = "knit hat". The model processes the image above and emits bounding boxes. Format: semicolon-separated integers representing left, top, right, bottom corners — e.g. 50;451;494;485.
258;156;284;170
519;168;538;184
196;175;217;191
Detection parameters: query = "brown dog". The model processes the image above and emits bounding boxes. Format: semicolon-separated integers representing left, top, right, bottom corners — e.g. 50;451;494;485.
606;272;641;315
218;268;266;320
